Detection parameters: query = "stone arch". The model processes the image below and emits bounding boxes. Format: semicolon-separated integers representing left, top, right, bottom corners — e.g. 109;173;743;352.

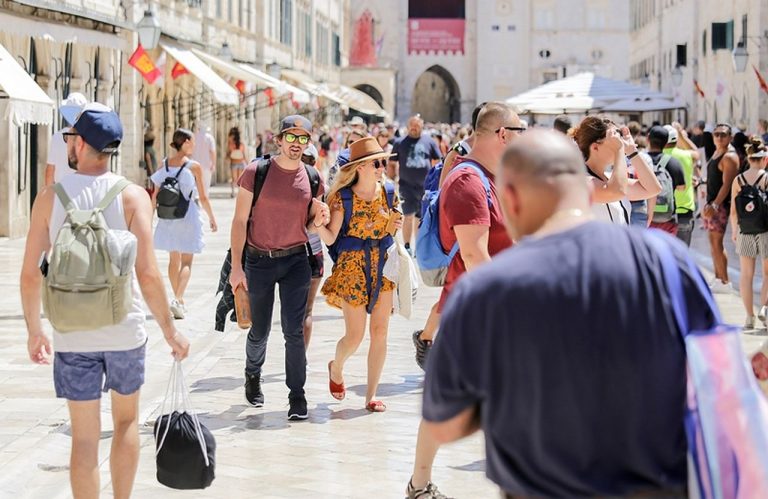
412;65;461;123
354;84;384;108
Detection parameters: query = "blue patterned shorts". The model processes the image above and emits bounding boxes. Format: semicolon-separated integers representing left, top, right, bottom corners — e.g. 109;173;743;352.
53;343;146;401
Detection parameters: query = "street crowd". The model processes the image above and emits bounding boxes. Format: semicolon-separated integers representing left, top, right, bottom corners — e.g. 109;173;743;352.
17;93;768;498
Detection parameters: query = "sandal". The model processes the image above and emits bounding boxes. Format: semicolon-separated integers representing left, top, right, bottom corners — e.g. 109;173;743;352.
752;347;768;381
328;361;345;400
365;400;387;412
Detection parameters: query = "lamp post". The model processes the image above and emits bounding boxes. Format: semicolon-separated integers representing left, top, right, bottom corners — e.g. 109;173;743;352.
220;42;233;61
136;9;161;49
671;65;683;87
733;41;749;73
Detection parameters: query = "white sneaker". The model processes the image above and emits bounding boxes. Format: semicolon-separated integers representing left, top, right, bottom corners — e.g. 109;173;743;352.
745;316;756;330
709;279;732;294
758;305;768;322
170;299;185;320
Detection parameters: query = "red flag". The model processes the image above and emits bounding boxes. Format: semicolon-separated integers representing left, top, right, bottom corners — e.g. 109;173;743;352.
171;62;189;80
753;65;768;94
235;80;246;95
264;87;275;107
693;79;706;98
128;44;161;84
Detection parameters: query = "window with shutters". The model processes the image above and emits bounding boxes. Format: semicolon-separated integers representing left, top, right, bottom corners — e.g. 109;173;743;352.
711;21;734;51
676;44;687;67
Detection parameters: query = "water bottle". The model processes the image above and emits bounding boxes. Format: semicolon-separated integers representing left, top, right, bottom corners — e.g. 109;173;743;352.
234;285;252;329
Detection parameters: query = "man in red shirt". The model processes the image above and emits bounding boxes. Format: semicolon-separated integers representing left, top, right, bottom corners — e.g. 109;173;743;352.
407;102;521;499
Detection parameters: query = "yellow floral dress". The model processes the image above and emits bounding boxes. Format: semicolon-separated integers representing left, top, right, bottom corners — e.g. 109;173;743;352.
321;184;399;310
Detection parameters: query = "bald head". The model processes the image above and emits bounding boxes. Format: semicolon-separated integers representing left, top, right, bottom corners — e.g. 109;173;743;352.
500;129;586;183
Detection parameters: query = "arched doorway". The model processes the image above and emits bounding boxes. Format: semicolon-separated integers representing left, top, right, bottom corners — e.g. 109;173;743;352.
354;84;384;108
412;65;460;123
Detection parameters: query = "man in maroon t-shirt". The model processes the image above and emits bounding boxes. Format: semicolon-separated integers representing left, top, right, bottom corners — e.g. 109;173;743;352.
230;115;329;421
406;102;522;499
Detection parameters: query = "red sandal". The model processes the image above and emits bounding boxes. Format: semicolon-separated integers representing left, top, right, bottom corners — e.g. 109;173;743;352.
328;361;345;400
366;400;387;413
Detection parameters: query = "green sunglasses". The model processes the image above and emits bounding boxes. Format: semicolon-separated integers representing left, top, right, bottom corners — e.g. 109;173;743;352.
284;132;310;145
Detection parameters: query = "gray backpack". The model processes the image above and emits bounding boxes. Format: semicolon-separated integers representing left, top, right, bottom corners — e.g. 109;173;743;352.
43;179;135;333
652;154;676;223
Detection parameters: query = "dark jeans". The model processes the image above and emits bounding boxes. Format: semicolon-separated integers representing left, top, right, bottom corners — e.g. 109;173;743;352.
676;212;695;247
245;252;311;398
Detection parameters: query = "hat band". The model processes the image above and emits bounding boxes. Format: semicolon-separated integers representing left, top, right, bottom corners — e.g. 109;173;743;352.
342;151;390;167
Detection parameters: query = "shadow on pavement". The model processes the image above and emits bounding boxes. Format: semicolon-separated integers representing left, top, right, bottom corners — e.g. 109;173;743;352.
347;374;424;398
451;459;486;473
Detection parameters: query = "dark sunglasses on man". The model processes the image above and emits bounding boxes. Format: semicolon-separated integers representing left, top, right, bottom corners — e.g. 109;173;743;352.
496;126;526;134
284;132;310;145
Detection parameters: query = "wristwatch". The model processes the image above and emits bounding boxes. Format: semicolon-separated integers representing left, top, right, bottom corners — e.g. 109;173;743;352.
626;151;639;160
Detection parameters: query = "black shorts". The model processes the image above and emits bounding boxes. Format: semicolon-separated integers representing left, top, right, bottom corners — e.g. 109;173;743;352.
399;179;425;216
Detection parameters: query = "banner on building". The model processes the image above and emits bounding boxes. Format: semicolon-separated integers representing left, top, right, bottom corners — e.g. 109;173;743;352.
171;62;189;80
753;65;768;94
128;44;162;84
407;19;465;55
264;87;275;107
693;79;706;98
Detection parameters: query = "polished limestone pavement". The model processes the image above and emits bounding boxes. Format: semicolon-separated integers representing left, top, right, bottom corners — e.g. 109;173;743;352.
0;186;763;498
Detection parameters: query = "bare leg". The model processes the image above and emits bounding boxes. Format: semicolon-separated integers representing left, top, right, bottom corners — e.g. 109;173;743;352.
303;277;322;350
174;253;194;303
168;251;181;297
410;419;441;489
708;231;729;283
740;256;756;318
403;214;417;248
330;302;367;385
68;400;101;499
761;259;768;306
420;302;441;342
109;391;140;499
231;168;242;197
366;291;393;404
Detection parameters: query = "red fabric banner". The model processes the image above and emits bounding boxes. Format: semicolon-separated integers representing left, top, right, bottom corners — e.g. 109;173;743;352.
235;80;247;95
753;65;768;94
408;19;465;55
264;87;275;107
128;44;161;84
171;62;189;80
693;79;706;99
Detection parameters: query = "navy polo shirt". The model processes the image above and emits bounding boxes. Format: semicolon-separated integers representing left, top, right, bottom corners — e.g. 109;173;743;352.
423;221;715;497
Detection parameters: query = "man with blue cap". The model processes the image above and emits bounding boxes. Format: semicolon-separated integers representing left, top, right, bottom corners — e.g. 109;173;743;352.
20;103;190;498
45;92;87;186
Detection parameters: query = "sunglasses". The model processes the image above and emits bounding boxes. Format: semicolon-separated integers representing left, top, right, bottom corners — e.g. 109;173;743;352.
372;159;387;169
713;132;731;138
284;133;310;145
496;126;526;134
62;131;79;143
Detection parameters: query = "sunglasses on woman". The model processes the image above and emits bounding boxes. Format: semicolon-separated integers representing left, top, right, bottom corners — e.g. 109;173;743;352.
713;131;731;138
284;132;310;145
372;159;387;169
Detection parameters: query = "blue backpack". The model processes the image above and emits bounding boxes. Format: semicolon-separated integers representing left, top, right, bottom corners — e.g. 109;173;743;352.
415;161;491;287
328;181;397;313
421;162;444;218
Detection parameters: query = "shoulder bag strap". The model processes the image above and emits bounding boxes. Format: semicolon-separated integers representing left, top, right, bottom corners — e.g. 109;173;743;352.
96;179;132;212
339;188;354;236
383;181;396;209
52;184;76;213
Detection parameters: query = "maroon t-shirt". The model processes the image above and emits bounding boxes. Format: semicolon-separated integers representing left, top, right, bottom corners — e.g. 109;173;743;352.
238;158;324;251
438;160;513;311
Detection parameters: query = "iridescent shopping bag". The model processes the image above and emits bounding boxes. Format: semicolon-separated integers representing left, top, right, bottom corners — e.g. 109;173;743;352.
647;231;768;499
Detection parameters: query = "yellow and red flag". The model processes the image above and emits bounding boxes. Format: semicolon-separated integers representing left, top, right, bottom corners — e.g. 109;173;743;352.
753;65;768;94
693;79;706;98
128;44;161;84
171;62;189;80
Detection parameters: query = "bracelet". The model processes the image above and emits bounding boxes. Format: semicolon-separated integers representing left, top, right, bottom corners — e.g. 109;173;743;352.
626;151;639;160
313;221;323;228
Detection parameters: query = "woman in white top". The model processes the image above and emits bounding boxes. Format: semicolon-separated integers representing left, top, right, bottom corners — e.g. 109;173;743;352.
571;116;661;224
151;128;218;319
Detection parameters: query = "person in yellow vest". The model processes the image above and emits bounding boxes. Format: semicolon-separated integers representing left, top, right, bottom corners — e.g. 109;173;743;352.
665;123;701;246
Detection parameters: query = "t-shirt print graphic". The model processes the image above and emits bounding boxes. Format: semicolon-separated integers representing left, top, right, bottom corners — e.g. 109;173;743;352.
406;144;430;169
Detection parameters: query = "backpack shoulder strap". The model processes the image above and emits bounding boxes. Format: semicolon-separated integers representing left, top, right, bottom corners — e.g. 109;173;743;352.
451;160;492;207
174;161;190;178
339;188;354;235
304;164;321;199
658;154;672;170
250;156;272;209
163;158;169;172
52;184;75;213
96;179;132;212
737;173;747;187
753;170;767;187
383;181;396;209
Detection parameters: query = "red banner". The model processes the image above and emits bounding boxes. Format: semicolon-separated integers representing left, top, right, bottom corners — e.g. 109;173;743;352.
408;19;465;55
128;44;161;84
754;65;768;94
171;62;189;80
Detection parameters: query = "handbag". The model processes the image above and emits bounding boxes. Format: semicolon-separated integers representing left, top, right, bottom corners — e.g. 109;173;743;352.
154;361;216;490
647;230;768;499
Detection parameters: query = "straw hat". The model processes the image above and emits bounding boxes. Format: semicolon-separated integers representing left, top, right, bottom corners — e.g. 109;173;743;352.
342;136;393;168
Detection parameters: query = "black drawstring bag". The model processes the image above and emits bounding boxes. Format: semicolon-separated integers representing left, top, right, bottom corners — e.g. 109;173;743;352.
154;361;216;489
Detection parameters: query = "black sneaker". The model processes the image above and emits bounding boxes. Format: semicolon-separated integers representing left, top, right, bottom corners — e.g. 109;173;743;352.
412;330;432;371
287;396;308;421
244;372;264;407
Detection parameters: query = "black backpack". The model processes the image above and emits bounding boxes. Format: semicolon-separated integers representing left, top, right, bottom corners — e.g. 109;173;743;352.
156;160;191;220
735;171;768;234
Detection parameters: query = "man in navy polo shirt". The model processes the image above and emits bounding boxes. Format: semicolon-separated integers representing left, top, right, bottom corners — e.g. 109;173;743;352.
423;130;715;498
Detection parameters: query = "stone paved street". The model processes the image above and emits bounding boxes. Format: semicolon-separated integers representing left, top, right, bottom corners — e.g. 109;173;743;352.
0;187;765;499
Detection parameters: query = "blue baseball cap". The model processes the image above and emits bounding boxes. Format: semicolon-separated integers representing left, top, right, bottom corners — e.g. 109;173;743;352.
336;148;350;167
73;103;123;154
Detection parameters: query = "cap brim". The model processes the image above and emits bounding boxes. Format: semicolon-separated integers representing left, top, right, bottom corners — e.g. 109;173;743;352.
282;127;312;135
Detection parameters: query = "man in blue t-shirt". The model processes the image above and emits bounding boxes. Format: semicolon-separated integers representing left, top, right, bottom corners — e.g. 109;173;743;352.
391;115;442;251
423;130;715;498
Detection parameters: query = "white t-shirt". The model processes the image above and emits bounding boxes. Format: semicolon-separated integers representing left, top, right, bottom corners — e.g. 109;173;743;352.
193;131;216;171
47;130;75;182
48;173;148;352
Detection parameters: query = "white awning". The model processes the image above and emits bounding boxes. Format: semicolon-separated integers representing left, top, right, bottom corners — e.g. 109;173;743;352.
328;84;386;117
160;42;239;106
192;50;280;91
0;43;54;125
237;65;311;104
280;69;345;105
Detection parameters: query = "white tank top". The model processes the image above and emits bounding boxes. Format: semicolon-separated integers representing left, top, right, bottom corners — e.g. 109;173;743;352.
49;172;147;352
587;171;631;225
